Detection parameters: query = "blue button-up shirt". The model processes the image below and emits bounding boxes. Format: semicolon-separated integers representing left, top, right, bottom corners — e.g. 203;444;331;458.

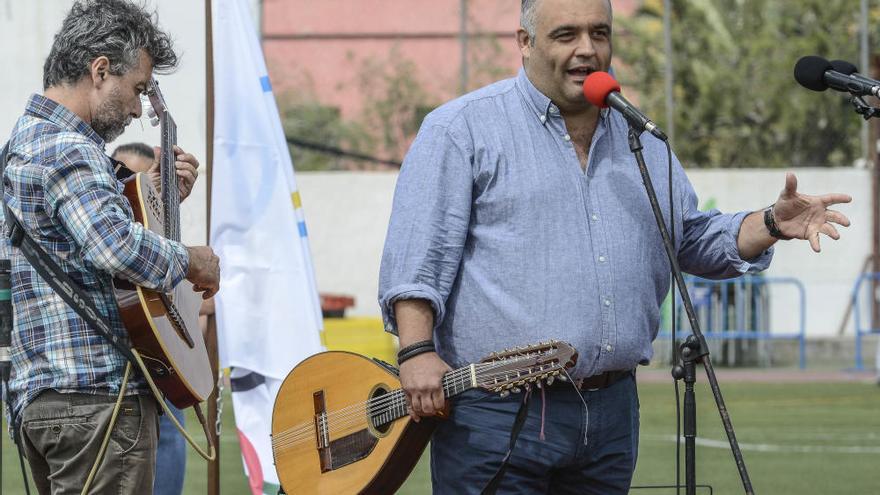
2;94;190;420
379;69;772;378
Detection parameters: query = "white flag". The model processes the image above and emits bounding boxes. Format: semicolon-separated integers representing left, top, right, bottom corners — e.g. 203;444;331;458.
211;0;324;492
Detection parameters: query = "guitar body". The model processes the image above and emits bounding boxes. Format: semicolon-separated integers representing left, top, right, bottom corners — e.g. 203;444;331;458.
272;351;436;495
115;173;213;407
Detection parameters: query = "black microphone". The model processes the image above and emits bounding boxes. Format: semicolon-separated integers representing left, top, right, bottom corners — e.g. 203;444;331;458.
0;259;12;375
794;55;880;97
829;59;880;93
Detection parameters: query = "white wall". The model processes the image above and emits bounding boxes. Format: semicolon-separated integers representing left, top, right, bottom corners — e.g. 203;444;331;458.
297;168;870;338
0;0;207;245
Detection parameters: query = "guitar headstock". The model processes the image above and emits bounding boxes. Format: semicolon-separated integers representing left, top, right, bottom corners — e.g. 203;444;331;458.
476;341;578;394
145;77;169;121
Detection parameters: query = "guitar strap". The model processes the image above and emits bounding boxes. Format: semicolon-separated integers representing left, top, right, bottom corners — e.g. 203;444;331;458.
481;385;533;495
0;143;139;367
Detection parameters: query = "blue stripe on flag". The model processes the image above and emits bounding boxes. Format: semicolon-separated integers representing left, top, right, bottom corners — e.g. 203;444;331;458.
298;221;308;237
260;76;272;93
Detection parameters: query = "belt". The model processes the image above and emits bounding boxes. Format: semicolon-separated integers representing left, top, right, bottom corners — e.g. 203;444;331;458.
572;369;634;391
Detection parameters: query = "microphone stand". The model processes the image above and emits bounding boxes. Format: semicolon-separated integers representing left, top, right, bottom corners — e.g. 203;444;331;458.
626;127;754;495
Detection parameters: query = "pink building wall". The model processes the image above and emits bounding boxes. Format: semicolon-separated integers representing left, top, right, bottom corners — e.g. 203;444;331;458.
262;0;638;118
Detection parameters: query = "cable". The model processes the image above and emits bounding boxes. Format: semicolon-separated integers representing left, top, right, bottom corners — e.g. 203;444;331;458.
131;349;216;462
81;362;132;495
80;349;216;494
665;140;682;495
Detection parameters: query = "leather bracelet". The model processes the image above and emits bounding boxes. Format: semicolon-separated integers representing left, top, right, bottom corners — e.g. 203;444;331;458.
763;204;791;240
397;340;436;365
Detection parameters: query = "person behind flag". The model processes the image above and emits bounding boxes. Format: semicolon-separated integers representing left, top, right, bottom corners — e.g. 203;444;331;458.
2;1;220;493
379;0;853;492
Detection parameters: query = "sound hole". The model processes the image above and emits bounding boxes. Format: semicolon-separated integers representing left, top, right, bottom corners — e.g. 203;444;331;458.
367;385;392;435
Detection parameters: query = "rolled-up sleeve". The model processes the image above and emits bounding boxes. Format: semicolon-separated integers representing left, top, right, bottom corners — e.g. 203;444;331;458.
677;167;773;279
378;123;474;335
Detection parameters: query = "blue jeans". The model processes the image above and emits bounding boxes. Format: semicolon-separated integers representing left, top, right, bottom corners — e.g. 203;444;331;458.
153;400;186;495
431;374;639;494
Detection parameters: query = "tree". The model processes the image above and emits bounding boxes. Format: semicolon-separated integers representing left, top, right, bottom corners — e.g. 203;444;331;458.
616;0;869;168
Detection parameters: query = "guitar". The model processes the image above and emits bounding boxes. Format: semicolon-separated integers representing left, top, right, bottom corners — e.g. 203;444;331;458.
271;341;578;494
113;78;213;408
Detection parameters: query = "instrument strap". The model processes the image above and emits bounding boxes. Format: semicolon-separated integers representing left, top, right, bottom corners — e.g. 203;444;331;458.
0;143;138;366
480;385;533;495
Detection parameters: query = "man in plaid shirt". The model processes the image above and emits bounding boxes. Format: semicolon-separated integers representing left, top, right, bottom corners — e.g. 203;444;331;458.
2;1;220;493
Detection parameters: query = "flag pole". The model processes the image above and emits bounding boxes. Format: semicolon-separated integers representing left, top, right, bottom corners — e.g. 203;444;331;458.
204;0;221;493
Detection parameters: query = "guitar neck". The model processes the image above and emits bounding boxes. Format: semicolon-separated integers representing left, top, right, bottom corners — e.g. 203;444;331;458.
381;365;478;424
159;112;180;241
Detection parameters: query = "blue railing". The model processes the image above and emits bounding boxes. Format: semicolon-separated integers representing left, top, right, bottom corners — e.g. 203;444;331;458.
657;275;807;369
851;272;880;370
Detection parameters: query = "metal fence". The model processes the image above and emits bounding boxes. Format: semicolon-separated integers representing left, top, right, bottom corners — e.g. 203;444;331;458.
656;275;807;369
851;272;880;370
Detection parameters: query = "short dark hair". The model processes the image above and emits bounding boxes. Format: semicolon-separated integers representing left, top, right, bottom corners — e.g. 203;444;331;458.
111;142;154;160
43;0;178;90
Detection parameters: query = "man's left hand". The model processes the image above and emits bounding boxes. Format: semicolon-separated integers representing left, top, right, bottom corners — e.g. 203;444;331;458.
147;145;200;201
772;172;852;252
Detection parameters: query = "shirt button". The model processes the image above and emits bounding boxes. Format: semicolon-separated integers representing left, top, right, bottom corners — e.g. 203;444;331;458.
539;115;547;123
591;214;598;221
598;255;606;262
605;344;613;352
604;299;612;307
564;134;571;141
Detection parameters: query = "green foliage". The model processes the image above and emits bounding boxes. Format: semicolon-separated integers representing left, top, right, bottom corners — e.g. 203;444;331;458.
617;0;870;168
277;92;373;171
358;46;436;162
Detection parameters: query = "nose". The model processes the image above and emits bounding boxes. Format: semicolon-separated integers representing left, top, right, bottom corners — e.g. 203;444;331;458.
132;96;143;119
574;33;597;59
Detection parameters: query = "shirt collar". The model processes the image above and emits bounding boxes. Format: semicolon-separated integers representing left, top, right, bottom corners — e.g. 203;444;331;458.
515;67;610;126
24;93;106;150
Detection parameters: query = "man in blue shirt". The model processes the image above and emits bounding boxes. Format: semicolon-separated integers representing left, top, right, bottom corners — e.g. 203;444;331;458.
379;0;852;492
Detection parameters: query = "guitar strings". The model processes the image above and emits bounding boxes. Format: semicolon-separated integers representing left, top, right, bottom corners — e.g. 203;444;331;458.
271;364;557;451
270;356;547;447
270;361;525;449
270;358;528;445
271;357;556;451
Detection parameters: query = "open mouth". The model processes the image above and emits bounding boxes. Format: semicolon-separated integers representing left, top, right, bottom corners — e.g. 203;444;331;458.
567;66;595;81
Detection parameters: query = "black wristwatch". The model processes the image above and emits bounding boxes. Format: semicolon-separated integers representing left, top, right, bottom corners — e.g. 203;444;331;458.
763;204;791;240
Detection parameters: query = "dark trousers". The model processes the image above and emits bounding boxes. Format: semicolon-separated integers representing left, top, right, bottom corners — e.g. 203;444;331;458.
431;374;639;494
18;390;158;495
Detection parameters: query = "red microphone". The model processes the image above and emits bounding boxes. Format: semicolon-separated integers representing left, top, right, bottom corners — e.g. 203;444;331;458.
583;71;667;141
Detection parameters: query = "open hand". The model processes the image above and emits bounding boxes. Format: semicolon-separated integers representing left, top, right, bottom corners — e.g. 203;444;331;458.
772;172;852;252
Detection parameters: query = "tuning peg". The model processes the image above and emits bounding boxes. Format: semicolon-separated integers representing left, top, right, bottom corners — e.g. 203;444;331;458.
545;376;555;386
150;117;160;127
146;107;157;119
536;380;542;389
499;390;510;398
511;387;521;394
557;374;568;382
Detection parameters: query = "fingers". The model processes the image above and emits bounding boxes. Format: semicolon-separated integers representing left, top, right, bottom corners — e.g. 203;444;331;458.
825;209;851;227
173;146;200;170
808;228;821;253
820;193;852;207
783;172;798;197
819;222;841;241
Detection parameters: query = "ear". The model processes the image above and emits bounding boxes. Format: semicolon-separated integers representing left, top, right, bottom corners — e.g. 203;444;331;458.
89;56;111;88
516;28;532;60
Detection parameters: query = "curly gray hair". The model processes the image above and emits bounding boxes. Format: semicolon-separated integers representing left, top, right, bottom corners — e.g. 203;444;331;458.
43;0;178;90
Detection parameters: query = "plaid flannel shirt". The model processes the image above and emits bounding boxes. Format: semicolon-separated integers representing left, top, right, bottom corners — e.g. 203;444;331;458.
2;94;190;421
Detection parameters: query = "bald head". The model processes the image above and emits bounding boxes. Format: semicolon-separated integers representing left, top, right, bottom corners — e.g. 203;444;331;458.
520;0;612;45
